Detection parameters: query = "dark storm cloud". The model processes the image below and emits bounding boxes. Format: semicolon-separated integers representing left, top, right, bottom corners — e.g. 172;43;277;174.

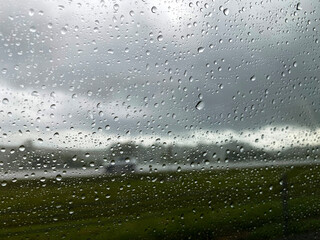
0;0;319;149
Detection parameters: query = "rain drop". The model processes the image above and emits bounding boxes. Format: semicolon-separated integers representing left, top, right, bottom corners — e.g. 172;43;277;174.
2;98;9;104
197;47;204;53
296;3;302;10
113;4;119;11
61;27;67;35
55;174;62;181
151;6;157;13
195;101;205;110
28;8;34;16
19;145;25;152
29;26;36;33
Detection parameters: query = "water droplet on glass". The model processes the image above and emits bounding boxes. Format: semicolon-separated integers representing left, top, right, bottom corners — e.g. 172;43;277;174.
296;3;302;10
55;174;62;181
195;101;205;110
2;98;9;104
250;75;256;82
113;4;119;11
61;27;67;35
151;6;157;13
28;8;34;16
29;26;36;33
58;5;65;10
31;91;39;96
19;145;25;152
223;8;229;16
197;47;204;53
157;35;163;41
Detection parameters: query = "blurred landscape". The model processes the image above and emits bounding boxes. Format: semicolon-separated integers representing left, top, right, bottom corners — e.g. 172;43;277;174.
0;164;320;240
1;138;320;174
1;139;320;239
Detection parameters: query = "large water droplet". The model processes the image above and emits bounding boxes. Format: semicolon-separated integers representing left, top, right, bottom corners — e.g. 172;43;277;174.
197;47;204;53
113;4;119;11
223;8;229;16
28;8;34;16
55;174;62;181
19;145;25;152
61;27;67;35
31;91;39;96
151;6;157;13
195;101;205;110
296;3;302;10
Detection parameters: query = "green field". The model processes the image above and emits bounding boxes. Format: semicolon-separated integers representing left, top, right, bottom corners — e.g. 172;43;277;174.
0;164;320;240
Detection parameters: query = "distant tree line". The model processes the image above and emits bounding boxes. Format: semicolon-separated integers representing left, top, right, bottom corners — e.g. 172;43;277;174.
0;139;319;172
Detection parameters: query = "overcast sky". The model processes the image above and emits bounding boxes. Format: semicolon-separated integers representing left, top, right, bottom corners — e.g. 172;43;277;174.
0;0;319;151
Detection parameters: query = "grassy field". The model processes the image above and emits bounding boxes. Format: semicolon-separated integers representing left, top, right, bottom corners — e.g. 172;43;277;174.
0;164;320;239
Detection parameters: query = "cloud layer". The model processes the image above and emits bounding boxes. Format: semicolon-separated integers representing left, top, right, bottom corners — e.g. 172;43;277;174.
0;0;320;151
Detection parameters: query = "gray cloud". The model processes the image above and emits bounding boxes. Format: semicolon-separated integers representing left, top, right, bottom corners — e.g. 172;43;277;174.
0;0;319;149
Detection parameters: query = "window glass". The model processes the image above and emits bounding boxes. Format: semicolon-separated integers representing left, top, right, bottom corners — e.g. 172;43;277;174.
1;1;320;239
